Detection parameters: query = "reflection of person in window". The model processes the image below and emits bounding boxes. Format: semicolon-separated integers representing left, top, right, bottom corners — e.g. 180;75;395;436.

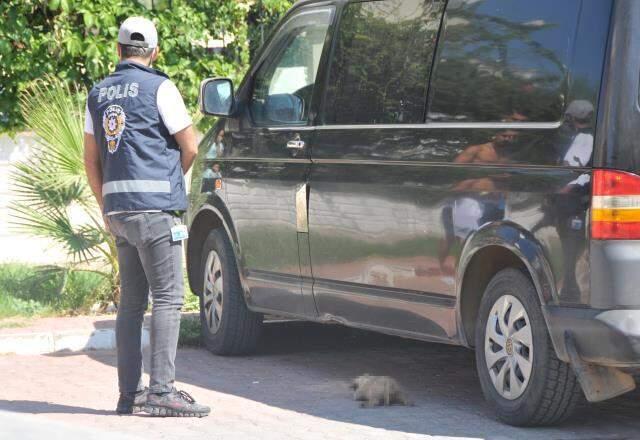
201;163;222;193
532;99;595;231
561;100;594;173
203;163;222;179
534;100;594;302
437;194;506;278
453;130;518;164
206;130;225;159
435;131;516;276
560;101;594;301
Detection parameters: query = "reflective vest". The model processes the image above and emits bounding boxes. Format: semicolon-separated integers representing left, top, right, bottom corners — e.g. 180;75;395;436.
87;60;187;213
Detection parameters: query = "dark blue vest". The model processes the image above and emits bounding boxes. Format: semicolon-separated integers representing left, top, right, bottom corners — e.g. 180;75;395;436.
87;61;188;213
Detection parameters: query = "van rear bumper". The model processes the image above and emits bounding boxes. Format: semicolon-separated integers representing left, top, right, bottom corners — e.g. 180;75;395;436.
544;306;640;367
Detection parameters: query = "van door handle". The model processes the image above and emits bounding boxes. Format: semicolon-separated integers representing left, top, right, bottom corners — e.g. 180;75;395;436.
286;139;305;150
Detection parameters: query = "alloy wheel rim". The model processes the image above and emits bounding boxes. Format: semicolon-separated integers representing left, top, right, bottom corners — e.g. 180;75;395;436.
202;250;224;334
484;294;533;400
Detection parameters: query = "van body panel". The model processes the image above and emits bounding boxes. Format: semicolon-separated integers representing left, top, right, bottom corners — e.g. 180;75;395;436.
308;128;592;333
220;149;311;315
308;0;610;335
595;0;640;172
186;3;336;315
588;0;640;320
187;0;640;372
458;221;559;307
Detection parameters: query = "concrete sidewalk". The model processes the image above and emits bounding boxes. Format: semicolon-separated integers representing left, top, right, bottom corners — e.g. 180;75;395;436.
0;313;202;355
0;314;138;355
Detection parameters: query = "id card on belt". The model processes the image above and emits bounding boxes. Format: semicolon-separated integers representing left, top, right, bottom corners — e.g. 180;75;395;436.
170;221;189;242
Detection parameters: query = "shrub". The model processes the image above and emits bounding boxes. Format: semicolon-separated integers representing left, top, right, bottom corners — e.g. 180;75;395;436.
178;315;202;347
0;263;109;317
0;0;293;133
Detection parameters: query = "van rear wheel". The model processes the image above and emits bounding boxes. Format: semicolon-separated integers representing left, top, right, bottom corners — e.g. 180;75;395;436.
199;228;262;355
475;268;582;426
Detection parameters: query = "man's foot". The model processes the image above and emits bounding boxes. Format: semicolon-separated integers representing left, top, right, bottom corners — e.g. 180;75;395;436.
144;389;210;417
116;388;148;414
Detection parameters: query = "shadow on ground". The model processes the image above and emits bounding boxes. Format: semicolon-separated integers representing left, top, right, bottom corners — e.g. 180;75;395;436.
81;321;639;439
0;400;113;416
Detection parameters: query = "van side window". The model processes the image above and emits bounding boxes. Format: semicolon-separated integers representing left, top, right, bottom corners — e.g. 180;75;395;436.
322;0;445;125
250;7;333;126
428;0;581;123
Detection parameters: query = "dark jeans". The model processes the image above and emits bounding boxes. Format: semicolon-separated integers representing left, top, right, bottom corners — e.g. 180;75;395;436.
107;212;184;394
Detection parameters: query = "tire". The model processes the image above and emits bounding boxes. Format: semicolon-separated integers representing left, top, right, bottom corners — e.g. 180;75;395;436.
199;228;262;355
475;268;582;426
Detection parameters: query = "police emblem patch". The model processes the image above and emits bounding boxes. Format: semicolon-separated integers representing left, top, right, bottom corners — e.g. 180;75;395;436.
102;105;126;154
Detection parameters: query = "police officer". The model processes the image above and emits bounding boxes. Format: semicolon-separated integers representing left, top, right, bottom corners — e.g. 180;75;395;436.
83;16;209;417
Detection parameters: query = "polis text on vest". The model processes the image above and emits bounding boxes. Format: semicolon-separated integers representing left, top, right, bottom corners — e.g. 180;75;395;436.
98;83;139;103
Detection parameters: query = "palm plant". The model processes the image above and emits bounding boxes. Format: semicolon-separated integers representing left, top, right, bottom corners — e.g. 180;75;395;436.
9;76;119;305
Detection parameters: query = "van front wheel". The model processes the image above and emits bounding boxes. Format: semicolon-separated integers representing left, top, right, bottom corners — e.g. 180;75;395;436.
475;268;582;426
199;228;262;355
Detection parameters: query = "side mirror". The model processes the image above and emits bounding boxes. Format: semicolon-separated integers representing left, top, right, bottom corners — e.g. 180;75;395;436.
264;93;304;124
199;78;234;117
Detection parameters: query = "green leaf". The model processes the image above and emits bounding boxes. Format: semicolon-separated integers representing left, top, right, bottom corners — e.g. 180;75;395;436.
65;36;82;56
83;13;94;28
85;42;99;60
0;40;10;56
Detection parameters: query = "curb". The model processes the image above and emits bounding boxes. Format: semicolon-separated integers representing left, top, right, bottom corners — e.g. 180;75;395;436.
0;313;285;355
0;312;201;355
0;327;150;355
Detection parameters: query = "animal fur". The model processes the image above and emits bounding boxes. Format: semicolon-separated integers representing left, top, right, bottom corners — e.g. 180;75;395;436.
350;374;412;408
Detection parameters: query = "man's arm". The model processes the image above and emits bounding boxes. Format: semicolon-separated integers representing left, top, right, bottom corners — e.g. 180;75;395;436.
174;125;198;174
84;132;104;212
156;80;197;174
454;145;479;164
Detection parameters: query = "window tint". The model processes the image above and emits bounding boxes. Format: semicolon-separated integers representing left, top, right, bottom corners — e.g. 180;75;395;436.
250;8;333;126
323;0;445;125
428;0;581;123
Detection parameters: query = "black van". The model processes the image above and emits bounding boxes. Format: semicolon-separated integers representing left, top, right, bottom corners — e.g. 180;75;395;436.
187;0;640;426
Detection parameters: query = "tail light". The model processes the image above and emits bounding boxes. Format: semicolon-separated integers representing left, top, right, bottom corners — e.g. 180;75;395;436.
592;169;640;239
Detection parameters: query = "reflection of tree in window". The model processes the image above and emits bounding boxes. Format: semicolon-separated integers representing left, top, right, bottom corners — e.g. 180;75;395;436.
324;0;446;125
251;10;331;125
428;0;581;122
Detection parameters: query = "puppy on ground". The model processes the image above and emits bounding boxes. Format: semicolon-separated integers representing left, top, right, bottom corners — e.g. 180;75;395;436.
350;374;412;408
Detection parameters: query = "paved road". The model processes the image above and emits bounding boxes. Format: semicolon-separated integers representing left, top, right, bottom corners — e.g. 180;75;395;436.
0;321;638;440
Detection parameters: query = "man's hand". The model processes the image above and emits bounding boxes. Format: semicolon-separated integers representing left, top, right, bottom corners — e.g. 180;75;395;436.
102;214;113;235
174;125;198;174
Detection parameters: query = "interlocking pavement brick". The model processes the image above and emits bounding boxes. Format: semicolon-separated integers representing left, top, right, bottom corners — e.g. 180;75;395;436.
0;322;639;439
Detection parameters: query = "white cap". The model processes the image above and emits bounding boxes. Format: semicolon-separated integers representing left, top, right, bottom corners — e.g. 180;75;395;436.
118;17;158;49
565;100;594;121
